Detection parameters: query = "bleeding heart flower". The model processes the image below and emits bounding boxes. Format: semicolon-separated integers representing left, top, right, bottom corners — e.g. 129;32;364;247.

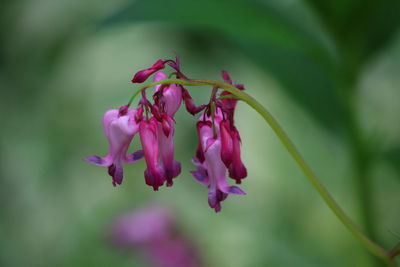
191;118;245;212
153;72;182;116
139;117;166;191
84;106;144;186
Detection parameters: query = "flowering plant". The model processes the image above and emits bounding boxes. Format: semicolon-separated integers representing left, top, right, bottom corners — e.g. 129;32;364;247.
85;57;247;212
85;57;399;264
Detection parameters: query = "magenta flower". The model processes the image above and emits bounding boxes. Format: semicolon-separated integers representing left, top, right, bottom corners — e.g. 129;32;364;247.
191;119;245;212
157;114;181;186
131;59;165;83
84;105;144;186
220;120;233;167
152;72;182;186
219;71;247;183
139;117;166;191
86;58;249;212
227;127;247;183
219;120;247;184
153;72;182;116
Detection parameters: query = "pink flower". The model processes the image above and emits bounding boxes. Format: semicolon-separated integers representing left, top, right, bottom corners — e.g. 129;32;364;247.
220;120;233;167
153;72;182;186
227;127;247;183
131;60;165;83
84;105;144;186
219;71;247;183
87;58;249;212
191;119;245;212
110;205;173;245
153;72;182;116
157;114;181;186
139;117;166;191
109;205;202;267
219;121;247;184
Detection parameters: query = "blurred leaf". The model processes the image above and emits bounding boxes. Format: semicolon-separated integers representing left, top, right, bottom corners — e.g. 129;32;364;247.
305;0;400;70
389;230;400;240
100;0;347;130
384;147;400;179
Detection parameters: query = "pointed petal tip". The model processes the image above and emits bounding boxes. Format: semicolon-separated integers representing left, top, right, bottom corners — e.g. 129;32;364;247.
83;155;105;166
221;71;232;84
214;204;222;213
125;150;144;163
190;170;209;185
227;186;246;195
173;160;181;177
144;168;165;191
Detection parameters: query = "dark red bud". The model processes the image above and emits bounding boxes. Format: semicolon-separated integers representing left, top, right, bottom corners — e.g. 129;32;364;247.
131;60;165;83
118;105;129;116
222;71;232;84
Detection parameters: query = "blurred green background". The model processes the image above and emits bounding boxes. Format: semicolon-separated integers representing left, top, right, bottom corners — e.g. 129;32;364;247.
1;0;400;266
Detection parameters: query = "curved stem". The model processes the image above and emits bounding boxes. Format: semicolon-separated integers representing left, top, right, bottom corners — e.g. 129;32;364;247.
130;79;395;265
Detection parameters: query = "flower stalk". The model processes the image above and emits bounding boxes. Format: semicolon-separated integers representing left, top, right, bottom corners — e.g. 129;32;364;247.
130;78;397;266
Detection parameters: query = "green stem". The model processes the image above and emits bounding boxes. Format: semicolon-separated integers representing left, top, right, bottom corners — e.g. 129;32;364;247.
130;78;395;265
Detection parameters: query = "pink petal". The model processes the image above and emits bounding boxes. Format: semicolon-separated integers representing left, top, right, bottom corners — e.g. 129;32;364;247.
228;129;247;183
153;71;168;92
157;116;181;186
125;150;144;164
140;118;166;190
190;157;209;185
221;71;232;84
220;121;233;167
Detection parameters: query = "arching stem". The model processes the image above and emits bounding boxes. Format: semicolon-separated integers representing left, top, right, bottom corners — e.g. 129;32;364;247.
130;78;396;266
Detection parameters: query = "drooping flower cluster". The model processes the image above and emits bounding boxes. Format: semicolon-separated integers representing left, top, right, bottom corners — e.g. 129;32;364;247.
84;58;248;212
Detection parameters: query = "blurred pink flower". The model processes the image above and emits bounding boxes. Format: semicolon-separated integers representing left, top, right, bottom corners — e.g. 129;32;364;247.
110;205;202;267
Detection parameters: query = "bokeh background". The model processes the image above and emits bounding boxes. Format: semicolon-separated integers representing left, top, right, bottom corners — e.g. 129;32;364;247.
1;0;400;266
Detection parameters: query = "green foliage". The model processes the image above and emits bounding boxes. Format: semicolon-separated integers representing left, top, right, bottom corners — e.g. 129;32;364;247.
100;0;400;133
384;147;400;179
101;0;344;130
305;0;400;67
1;0;400;266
